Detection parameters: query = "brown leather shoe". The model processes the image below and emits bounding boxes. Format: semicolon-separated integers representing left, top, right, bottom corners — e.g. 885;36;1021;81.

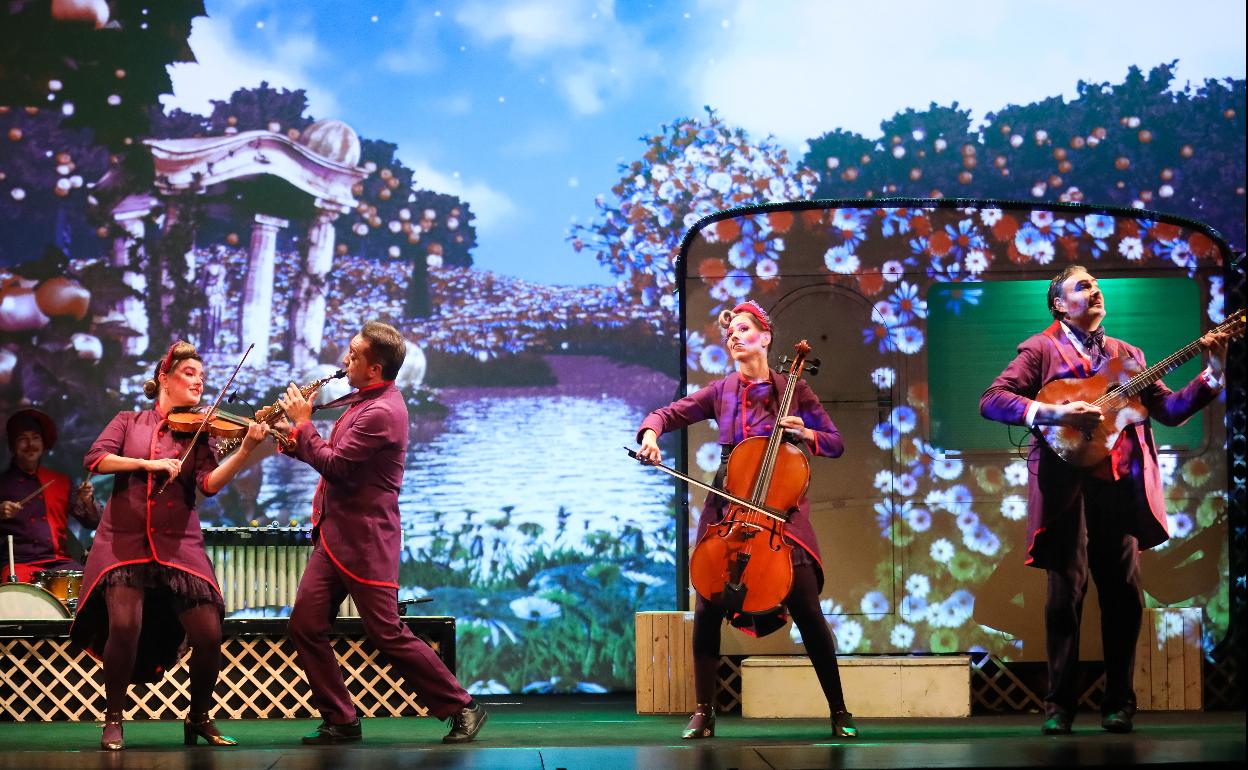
682;703;715;739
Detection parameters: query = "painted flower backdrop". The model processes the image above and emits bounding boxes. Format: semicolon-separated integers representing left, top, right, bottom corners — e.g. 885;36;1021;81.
683;201;1230;660
569;107;817;314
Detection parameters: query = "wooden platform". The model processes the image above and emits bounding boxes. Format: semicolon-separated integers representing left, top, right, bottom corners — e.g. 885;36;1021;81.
743;654;972;718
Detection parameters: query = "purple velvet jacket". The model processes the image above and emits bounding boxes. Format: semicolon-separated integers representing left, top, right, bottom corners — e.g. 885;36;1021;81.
70;408;222;681
285;381;407;587
638;370;844;590
980;321;1217;569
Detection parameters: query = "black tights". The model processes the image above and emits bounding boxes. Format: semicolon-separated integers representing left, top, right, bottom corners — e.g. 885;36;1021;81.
691;562;846;711
102;585;223;716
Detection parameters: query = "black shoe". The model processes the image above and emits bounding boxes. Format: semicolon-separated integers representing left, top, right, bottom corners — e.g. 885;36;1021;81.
1102;709;1134;733
831;710;858;738
1042;711;1073;735
443;703;488;744
301;718;362;745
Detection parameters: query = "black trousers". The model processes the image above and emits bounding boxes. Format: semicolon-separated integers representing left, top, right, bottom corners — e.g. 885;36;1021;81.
692;561;846;711
1043;476;1143;717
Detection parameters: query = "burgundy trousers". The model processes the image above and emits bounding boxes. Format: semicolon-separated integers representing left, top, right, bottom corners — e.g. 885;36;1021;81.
288;545;471;722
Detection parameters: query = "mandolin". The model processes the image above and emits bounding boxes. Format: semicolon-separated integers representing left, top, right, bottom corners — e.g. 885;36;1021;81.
1036;311;1244;467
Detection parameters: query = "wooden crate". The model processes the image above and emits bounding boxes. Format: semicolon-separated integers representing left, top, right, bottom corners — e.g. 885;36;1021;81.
742;655;971;718
635;611;695;714
1134;607;1202;710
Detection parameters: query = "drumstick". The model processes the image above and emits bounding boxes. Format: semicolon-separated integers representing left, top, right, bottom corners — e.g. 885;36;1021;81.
13;480;54;509
6;535;16;583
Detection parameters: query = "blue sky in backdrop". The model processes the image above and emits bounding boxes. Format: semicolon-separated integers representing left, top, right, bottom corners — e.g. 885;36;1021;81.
162;0;1246;286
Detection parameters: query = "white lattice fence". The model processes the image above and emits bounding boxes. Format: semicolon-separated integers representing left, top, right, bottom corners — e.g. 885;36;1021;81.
0;618;455;721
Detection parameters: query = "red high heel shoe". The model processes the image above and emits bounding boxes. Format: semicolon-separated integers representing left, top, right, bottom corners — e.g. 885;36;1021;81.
682;703;715;739
184;713;238;746
100;712;124;751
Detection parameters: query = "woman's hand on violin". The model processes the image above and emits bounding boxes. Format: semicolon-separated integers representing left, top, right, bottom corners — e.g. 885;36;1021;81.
278;383;313;427
241;421;270;451
144;458;182;477
637;429;662;464
779;415;811;443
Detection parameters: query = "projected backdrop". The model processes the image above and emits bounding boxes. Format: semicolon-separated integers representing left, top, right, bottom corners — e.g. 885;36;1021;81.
679;200;1230;661
0;0;1244;691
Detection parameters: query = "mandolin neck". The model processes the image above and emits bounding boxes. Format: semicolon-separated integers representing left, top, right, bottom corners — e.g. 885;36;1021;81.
1112;314;1240;399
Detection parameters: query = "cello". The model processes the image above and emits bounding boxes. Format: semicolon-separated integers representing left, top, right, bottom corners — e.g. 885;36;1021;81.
629;340;818;614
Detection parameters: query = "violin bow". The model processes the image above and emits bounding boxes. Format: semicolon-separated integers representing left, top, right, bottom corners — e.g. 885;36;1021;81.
156;343;254;496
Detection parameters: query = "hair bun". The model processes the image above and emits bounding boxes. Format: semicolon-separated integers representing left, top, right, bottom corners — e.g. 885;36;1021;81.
142;378;159;399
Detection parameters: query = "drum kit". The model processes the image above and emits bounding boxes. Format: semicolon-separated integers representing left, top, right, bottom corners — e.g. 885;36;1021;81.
1;535;81;620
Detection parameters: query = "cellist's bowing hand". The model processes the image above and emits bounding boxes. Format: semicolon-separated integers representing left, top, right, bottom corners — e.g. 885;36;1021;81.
637;429;662;465
779;415;811;443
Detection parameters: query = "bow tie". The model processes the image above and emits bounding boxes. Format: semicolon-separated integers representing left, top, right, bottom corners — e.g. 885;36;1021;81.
1068;325;1106;358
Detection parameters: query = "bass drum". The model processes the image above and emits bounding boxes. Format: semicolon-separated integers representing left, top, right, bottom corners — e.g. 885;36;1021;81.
0;582;71;620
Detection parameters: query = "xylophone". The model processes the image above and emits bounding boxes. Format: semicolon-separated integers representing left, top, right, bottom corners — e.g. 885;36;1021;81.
203;527;359;617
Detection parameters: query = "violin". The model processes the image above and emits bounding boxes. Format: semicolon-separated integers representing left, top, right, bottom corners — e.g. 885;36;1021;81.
164;409;254;440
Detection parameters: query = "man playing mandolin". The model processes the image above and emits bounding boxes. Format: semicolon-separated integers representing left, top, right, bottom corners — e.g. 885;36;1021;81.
980;265;1232;736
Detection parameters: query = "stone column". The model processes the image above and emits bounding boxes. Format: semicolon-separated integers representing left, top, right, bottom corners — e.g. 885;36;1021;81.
158;200;197;329
240;214;288;365
290;206;340;373
111;210;149;356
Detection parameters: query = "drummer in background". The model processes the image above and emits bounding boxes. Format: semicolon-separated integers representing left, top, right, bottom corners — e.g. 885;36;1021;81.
0;409;99;582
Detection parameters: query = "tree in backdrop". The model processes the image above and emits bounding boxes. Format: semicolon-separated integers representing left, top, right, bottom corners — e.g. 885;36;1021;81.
0;0;204;461
568;107;817;321
805;63;1246;250
337;139;478;319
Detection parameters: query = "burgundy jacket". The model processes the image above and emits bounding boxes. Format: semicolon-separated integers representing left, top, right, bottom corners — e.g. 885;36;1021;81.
285;381;407;587
638;370;844;590
980;321;1217;568
70;407;222;681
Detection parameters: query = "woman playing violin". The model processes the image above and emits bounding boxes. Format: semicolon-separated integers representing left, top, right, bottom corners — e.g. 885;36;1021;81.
635;300;857;739
70;341;268;751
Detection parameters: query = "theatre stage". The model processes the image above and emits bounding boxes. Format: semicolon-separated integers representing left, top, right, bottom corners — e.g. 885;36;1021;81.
0;696;1242;770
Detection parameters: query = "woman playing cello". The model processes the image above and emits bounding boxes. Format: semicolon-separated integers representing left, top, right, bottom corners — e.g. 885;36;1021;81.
70;341;268;750
635;300;857;739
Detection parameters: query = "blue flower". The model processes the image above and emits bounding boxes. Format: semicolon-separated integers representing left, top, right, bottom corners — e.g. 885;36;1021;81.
863;324;899;353
861;591;890;620
872;421;900;450
942;286;983;316
1083;213;1115;239
943;219;986;261
891;325;924;355
889;281;928;322
879;208;912;238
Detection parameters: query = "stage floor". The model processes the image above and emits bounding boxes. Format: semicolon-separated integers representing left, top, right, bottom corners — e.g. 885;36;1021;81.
0;697;1242;770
